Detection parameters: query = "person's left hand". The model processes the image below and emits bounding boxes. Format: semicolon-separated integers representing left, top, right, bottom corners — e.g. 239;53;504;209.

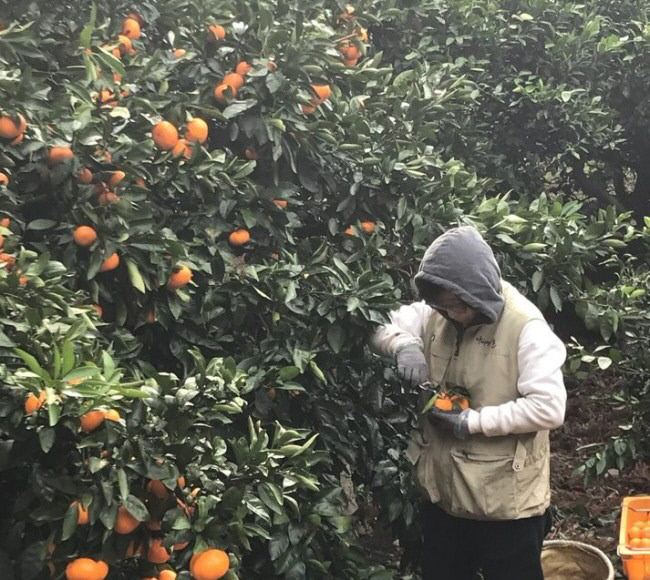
427;408;471;439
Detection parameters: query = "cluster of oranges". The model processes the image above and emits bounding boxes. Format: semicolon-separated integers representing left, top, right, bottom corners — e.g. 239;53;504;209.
336;4;368;66
152;117;209;159
63;549;229;579
62;473;230;578
25;388;120;427
79;407;121;432
172;22;226;58
345;221;376;236
433;391;470;411
71;223;119;273
104;13;141;59
0;117;23;272
213;60;250;104
421;389;471;413
628;519;650;549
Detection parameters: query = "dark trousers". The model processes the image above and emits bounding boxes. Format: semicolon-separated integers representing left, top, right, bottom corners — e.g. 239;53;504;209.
421;502;552;580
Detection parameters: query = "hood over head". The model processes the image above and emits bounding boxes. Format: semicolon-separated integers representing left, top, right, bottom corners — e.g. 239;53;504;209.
414;226;504;323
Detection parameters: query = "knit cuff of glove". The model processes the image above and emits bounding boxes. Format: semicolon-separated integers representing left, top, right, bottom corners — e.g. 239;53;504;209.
454;409;471;440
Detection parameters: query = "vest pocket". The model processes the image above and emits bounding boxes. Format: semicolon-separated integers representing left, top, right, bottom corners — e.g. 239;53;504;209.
514;452;550;515
406;433;440;504
450;451;516;519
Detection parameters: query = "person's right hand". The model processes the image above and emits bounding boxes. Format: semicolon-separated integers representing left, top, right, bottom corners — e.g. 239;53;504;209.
396;345;429;386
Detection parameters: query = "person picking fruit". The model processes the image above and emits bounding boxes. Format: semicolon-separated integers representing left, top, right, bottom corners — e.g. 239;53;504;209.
370;225;567;580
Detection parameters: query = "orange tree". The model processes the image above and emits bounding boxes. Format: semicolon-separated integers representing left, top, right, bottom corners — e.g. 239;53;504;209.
2;0;650;577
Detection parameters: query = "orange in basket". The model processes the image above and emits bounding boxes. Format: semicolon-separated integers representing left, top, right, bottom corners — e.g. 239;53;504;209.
618;496;650;579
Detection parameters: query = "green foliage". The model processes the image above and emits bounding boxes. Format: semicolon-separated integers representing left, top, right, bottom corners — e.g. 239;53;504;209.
1;0;650;577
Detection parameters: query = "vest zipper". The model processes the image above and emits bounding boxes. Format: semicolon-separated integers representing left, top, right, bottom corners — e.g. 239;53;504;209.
454;326;464;357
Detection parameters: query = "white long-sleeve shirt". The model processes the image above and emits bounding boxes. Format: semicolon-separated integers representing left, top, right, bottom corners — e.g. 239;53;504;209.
371;301;567;437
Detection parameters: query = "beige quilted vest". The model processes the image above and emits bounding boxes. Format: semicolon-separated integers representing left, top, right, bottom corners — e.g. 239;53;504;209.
406;281;551;520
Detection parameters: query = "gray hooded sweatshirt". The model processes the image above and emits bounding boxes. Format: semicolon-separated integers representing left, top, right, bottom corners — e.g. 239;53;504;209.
414;226;505;323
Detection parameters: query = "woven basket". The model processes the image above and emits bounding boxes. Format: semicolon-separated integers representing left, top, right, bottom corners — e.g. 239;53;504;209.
541;540;615;580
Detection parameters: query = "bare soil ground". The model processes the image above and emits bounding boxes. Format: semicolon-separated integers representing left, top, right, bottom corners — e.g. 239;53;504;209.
549;381;648;577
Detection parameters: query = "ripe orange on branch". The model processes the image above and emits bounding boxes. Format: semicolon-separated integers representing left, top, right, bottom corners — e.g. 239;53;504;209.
235;61;252;75
77;168;93;184
168;265;193;290
99;252;120;272
0;113;27;139
208;24;226;41
96;89;117;106
147;538;170;564
0;252;16;268
190;548;230;580
121;17;141;39
109;170;126;186
65;557;108;580
171;138;193;159
310;83;331;104
71;500;89;525
0;172;8;186
223;72;244;91
214;83;234;103
103;409;121;421
114;505;140;534
80;410;105;432
117;35;134;56
48;146;74;164
24;390;46;413
152;121;179;150
228;229;250;246
98;191;120;204
73;225;97;247
339;42;361;61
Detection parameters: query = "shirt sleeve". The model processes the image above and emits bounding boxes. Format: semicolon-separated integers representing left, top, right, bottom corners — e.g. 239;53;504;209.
369;301;433;358
466;319;567;437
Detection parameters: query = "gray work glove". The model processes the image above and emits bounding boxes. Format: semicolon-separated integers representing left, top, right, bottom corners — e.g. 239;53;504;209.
427;408;471;440
396;345;429;386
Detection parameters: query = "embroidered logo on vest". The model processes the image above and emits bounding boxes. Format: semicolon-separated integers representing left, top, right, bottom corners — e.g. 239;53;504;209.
475;335;496;349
